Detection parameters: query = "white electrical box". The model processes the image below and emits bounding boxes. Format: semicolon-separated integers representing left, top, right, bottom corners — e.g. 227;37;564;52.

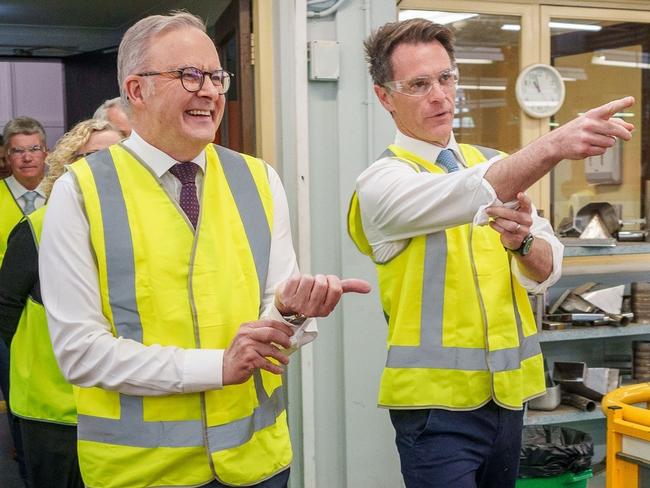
585;139;622;185
308;40;340;81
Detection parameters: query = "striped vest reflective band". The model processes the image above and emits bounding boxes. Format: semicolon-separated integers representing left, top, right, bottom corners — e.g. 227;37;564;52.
9;206;77;425
0;180;26;265
69;144;291;487
347;143;545;410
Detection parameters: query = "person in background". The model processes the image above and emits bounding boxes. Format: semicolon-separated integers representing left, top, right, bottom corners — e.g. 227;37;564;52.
41;119;126;196
0;116;48;485
0;119;124;488
0;134;12;469
348;18;634;488
41;12;370;488
1;117;47;262
93;97;132;136
0;135;12;179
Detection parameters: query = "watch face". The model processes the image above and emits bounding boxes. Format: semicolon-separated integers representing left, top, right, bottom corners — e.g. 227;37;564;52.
521;234;534;256
516;64;565;119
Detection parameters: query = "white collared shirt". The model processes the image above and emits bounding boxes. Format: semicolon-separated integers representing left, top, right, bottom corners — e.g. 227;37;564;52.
355;130;563;293
39;131;316;395
5;175;46;212
121;130;206;202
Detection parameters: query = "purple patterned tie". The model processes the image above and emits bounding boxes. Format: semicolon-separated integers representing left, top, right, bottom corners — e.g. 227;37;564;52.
169;162;200;228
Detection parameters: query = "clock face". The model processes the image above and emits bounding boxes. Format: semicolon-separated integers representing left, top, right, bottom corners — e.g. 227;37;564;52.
515;64;566;119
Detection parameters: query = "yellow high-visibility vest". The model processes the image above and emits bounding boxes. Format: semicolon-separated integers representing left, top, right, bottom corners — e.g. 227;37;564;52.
69;144;291;487
9;206;77;425
348;143;545;410
0;180;26;264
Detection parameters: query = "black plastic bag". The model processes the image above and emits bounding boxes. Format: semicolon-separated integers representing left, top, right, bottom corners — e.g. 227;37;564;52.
518;426;594;478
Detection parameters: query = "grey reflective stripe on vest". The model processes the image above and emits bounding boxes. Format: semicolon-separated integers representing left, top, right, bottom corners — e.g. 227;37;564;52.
215;145;271;302
83;150;142;342
77;148;283;450
385;153;540;372
208;378;286;451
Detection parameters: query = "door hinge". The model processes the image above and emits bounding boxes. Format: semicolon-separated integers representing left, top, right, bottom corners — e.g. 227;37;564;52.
250;32;255;66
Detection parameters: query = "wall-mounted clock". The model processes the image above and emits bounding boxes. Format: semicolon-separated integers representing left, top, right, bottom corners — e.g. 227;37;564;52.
515;64;566;119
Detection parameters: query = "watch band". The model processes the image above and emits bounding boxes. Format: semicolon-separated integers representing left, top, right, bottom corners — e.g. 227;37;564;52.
508;233;534;256
282;312;308;326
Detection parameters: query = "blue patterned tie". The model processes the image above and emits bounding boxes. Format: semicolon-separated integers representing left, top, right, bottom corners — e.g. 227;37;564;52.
436;149;459;173
22;191;38;215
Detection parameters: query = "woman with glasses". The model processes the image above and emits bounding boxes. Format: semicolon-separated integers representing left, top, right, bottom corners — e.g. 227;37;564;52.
0;118;124;488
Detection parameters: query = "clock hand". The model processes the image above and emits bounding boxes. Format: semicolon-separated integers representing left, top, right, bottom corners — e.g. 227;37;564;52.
533;80;541;93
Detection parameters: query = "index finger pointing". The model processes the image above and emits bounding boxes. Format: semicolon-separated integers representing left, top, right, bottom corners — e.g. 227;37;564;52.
341;278;372;294
588;96;635;120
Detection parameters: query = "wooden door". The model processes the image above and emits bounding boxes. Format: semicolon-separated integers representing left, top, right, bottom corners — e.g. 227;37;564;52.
64;49;119;129
213;0;255;155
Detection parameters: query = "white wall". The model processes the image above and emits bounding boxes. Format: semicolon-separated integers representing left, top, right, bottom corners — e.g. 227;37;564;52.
274;1;404;486
0;60;66;148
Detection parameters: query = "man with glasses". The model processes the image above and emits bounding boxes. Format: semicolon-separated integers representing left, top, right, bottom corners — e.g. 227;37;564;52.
348;18;634;488
40;11;369;488
0;135;12;180
0;116;47;484
1;117;47;262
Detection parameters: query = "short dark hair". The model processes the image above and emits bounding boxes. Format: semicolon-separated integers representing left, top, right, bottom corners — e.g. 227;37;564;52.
364;18;455;86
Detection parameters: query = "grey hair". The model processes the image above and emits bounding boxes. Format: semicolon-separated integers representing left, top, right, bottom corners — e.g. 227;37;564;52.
93;97;125;120
117;11;206;108
3;116;47;151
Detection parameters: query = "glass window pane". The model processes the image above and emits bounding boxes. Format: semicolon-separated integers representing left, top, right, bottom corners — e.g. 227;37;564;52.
398;10;522;153
550;19;646;231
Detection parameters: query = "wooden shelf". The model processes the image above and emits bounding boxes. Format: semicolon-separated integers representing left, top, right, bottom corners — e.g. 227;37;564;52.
525;403;604;425
538;323;650;343
563;242;650;258
562;253;650;276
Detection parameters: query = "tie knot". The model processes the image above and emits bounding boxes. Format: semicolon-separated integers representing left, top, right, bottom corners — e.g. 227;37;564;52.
23;191;38;203
169;162;198;185
22;191;38;215
436;149;459;173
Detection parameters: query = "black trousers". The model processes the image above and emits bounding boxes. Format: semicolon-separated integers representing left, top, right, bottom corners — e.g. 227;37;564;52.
203;468;290;488
0;341;27;481
390;401;524;488
19;417;83;488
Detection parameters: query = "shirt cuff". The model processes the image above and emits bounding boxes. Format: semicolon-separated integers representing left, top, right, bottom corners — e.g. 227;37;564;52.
182;348;224;392
510;234;564;294
469;156;514;226
267;305;318;351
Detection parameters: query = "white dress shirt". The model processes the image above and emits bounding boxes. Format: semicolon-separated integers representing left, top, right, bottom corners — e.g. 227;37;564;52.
356;130;563;293
39;131;316;395
5;175;46;212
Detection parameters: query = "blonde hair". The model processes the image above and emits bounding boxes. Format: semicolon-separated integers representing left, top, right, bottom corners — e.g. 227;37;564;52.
43;119;124;197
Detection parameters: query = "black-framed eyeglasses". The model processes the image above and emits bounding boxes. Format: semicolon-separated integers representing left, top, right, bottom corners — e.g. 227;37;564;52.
8;145;45;157
136;66;234;94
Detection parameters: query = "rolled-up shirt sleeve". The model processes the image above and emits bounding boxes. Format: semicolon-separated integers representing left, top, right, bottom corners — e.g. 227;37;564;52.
356;154;562;290
357;156;502;263
510;209;564;293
